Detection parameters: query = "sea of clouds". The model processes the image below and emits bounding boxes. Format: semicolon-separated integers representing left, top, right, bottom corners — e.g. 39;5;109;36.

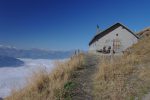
0;58;63;98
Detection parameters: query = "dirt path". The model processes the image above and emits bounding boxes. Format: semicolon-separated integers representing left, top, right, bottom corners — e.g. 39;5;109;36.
70;54;99;100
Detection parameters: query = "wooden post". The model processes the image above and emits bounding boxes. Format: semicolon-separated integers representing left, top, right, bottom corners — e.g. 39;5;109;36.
111;39;115;63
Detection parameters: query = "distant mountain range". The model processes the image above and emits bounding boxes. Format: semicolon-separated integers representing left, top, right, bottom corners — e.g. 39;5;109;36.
0;55;24;67
0;45;74;59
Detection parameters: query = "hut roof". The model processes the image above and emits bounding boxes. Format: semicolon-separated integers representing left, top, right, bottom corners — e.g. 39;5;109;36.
89;23;139;46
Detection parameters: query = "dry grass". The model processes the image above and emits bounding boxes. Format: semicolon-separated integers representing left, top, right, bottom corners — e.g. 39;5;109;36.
5;53;85;100
93;35;150;100
5;31;150;100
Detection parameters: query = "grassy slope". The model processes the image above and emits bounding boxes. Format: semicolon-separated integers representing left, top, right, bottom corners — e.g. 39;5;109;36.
93;35;150;100
5;54;86;100
5;29;150;100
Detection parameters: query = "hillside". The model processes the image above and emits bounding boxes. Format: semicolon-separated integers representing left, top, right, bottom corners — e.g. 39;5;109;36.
5;30;150;100
93;31;150;99
5;54;87;100
137;27;150;38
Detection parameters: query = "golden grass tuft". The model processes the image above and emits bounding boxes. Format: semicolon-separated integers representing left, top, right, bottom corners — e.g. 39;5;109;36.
5;53;85;100
93;35;150;100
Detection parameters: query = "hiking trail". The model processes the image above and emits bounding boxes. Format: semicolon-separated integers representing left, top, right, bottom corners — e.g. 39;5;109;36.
70;54;99;100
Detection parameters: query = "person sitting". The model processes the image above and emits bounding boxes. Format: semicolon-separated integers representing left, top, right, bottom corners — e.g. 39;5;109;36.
106;46;111;53
103;46;106;53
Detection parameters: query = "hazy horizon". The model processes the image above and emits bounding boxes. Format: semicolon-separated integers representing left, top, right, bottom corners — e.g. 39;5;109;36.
0;44;76;51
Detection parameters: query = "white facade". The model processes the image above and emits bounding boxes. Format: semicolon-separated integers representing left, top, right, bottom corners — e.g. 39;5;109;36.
89;25;138;54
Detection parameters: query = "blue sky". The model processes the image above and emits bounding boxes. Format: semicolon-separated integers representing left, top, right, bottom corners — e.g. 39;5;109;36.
0;0;150;50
